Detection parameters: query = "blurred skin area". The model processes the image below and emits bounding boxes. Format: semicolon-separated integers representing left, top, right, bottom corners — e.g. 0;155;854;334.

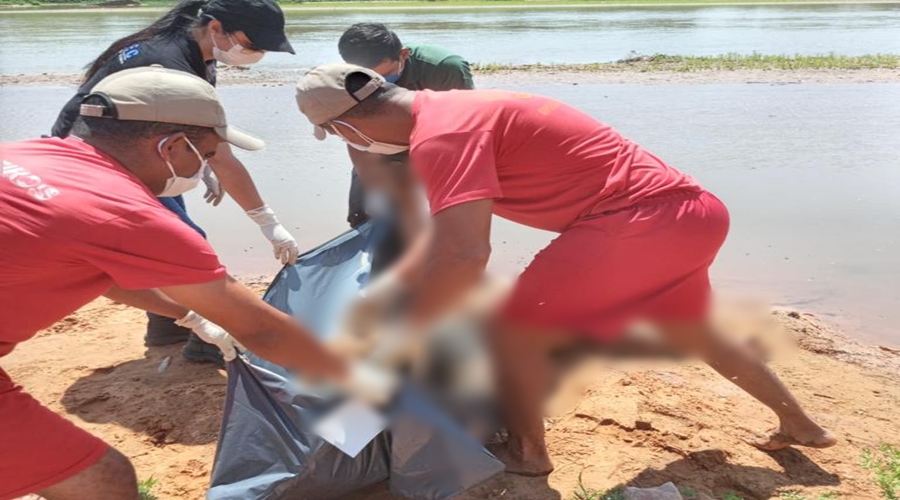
347;150;427;246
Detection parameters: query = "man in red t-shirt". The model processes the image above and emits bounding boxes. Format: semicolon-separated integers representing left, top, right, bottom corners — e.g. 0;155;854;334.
0;67;389;499
295;64;836;476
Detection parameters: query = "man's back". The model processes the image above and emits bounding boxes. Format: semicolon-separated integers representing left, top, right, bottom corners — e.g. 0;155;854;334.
409;90;700;232
395;43;474;91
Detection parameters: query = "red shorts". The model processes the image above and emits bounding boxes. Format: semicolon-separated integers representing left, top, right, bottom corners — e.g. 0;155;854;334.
0;368;108;499
503;190;730;338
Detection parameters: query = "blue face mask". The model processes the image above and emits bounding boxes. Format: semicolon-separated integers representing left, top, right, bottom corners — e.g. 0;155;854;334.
384;60;404;84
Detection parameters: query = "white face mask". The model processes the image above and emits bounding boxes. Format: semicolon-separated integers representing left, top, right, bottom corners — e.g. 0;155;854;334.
211;32;265;66
330;120;409;156
156;136;206;198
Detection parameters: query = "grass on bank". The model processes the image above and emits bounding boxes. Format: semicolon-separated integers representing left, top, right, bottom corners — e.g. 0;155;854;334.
138;477;159;500
0;0;889;9
472;53;900;73
779;492;839;500
863;444;900;500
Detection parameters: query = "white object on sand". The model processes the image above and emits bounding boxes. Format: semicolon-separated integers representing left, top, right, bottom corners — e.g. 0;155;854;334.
312;398;387;458
624;482;684;500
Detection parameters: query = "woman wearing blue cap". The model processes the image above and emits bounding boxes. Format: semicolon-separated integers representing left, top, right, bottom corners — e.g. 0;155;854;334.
51;0;300;364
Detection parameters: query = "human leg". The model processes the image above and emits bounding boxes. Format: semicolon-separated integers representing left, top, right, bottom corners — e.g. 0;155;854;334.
0;369;131;500
37;448;139;500
657;320;836;450
636;192;833;449
487;320;565;476
490;221;629;476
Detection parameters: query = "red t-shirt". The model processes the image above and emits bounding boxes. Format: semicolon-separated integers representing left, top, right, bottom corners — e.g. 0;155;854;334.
0;137;226;357
409;90;701;232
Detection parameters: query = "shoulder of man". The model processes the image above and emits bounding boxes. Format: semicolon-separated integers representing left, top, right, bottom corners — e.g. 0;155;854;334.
2;139;224;282
407;44;474;90
1;138;161;226
408;44;466;70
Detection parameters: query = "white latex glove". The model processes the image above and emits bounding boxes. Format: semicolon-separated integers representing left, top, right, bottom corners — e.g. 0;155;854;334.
202;165;225;206
339;360;400;406
246;205;300;265
174;311;244;362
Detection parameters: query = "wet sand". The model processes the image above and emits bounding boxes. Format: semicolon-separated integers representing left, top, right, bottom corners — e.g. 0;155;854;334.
3;66;900;87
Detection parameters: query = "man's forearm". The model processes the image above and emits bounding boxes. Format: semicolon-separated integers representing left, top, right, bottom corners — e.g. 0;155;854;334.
103;286;189;319
399;199;494;325
389;224;433;286
209;143;266;211
407;250;488;325
394;187;428;246
160;276;346;379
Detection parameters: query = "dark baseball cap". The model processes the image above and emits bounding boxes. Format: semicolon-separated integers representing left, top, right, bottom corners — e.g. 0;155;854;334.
202;0;295;54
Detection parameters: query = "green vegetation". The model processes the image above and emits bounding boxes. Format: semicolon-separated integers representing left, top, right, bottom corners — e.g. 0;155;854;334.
570;474;625;500
863;444;900;500
0;0;889;10
721;493;745;500
570;486;625;500
472;53;900;74
779;491;839;500
680;487;699;499
138;477;159;500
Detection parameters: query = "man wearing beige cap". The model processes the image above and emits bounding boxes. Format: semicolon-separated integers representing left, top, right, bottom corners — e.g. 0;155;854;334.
295;63;836;477
0;67;389;499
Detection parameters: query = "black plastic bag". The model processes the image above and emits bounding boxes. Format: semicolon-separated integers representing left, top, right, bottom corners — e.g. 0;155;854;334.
208;223;503;500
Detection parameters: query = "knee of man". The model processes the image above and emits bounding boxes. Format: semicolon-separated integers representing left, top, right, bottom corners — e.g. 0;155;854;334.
39;446;139;500
97;447;138;489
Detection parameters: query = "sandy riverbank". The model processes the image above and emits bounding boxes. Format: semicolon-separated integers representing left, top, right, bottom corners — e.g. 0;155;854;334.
3;277;899;499
3;66;900;88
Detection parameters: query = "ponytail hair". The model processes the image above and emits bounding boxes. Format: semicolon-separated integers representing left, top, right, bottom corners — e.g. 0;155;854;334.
83;0;211;83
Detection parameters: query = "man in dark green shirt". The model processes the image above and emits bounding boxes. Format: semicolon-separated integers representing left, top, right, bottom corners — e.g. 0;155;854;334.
337;23;474;272
382;43;474;91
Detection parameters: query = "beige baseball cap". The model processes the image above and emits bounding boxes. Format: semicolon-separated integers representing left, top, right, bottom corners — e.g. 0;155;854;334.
80;66;264;151
295;63;385;140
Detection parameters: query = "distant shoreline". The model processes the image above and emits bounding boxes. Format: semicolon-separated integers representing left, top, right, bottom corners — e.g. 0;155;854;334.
1;0;898;13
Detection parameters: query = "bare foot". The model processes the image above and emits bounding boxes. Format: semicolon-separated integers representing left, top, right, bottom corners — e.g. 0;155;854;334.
749;426;838;451
487;442;554;477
